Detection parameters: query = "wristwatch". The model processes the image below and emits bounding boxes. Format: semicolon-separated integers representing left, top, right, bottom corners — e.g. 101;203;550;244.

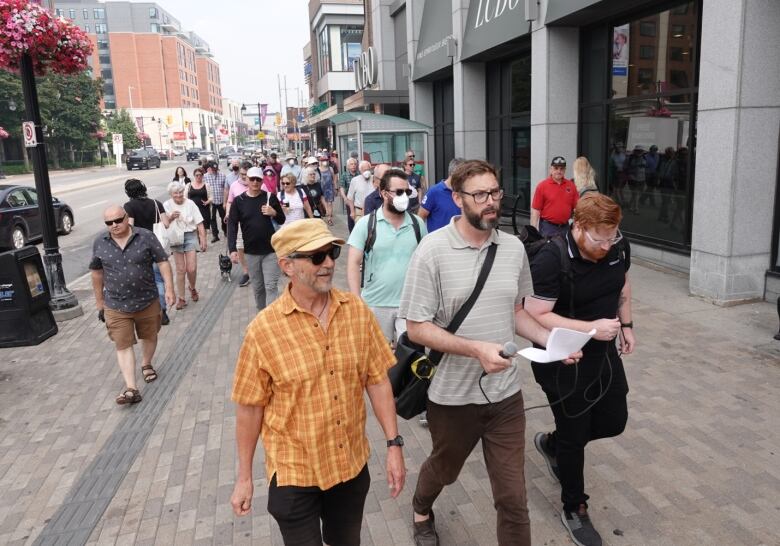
620;321;634;329
386;435;404;448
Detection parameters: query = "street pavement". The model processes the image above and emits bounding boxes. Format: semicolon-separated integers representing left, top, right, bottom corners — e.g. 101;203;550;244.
0;209;778;546
6;158;197;283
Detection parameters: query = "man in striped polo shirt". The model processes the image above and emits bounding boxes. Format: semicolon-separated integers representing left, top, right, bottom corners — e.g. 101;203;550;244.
399;160;580;546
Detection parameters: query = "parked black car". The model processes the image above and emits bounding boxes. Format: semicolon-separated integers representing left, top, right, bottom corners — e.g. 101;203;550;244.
126;148;161;170
0;185;74;250
186;148;203;161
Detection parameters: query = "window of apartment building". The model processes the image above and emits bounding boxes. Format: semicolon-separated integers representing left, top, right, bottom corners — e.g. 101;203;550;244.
97;40;108;50
150;23;159;33
639;45;655;59
580;0;700;248
83;9;89;19
93;8;105;19
68;9;76;19
84;25;90;33
340;26;362;72
55;8;62;16
103;83;114;96
101;69;112;80
639;21;656;36
99;55;111;64
318;28;330;75
95;23;107;34
149;7;158;18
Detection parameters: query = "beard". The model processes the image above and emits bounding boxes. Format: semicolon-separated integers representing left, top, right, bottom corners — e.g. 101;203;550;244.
294;266;333;294
574;230;609;261
463;204;500;231
387;201;406;215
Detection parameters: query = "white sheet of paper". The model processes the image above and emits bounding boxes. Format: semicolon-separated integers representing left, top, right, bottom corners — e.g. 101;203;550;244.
518;327;596;363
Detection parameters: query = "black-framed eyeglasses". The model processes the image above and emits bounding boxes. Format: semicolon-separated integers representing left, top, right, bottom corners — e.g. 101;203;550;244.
458;189;504;204
104;215;126;226
387;188;412;196
288;245;341;265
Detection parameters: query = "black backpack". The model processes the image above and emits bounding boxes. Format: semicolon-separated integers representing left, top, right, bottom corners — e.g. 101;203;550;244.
361;211;422;288
519;224;626;319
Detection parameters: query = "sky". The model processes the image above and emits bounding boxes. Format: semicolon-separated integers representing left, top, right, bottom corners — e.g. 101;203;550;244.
155;0;311;113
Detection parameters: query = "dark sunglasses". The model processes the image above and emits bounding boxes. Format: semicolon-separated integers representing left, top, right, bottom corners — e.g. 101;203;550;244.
282;182;293;186
248;177;262;182
288;245;341;265
387;188;413;196
104;215;126;226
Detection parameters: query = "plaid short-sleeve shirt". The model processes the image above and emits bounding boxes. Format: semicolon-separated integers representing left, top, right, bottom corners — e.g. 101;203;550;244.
232;285;395;489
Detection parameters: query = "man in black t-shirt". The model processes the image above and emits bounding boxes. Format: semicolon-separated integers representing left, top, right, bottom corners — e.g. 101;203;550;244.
302;167;325;218
524;194;636;546
123;179;172;324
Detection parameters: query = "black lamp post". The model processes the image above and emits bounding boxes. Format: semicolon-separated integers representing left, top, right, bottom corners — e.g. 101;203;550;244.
19;53;81;319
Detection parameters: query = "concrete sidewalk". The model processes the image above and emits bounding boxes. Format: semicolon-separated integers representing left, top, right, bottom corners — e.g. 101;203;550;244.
0;213;778;546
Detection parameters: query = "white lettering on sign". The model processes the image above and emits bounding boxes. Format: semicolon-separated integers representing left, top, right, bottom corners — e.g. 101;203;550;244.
474;0;521;29
354;47;378;91
22;121;37;148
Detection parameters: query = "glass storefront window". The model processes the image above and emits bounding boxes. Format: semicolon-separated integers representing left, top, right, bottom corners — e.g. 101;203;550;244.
611;2;698;99
581;0;699;249
487;52;531;215
340;26;363;72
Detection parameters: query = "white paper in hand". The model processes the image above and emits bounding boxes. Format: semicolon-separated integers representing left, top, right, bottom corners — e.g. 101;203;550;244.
518;328;596;363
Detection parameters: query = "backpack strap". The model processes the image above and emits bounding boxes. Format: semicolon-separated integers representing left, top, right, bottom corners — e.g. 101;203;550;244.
550;236;576;319
361;211;378;288
409;213;422;243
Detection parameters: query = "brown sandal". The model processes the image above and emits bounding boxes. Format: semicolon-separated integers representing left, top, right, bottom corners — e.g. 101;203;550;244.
141;364;158;383
116;388;142;405
176;298;187;310
189;287;199;302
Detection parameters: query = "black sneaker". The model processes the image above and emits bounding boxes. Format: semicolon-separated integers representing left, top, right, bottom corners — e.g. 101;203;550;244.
161;310;170;326
211;235;220;243
413;510;439;546
534;432;561;482
561;504;602;546
239;273;250;287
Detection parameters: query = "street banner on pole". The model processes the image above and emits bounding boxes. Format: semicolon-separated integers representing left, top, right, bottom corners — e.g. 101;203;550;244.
260;104;268;126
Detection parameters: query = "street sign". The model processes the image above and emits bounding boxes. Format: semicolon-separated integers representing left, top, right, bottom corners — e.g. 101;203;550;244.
257;132;265;140
112;133;123;146
22;122;37;148
112;133;124;167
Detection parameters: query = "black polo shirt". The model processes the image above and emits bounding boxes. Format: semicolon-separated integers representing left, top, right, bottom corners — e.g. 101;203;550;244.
530;228;630;361
89;227;169;313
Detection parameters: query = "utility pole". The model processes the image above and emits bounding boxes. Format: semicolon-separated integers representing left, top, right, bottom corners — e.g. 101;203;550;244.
277;74;285;155
284;75;290;158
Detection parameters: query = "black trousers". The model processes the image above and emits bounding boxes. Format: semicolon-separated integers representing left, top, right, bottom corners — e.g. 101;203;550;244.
532;347;629;511
210;203;226;237
267;465;370;546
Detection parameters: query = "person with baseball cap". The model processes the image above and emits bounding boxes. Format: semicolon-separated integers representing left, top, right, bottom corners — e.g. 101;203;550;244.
531;156;579;237
280;152;302;183
227;167;286;310
230;219;406;544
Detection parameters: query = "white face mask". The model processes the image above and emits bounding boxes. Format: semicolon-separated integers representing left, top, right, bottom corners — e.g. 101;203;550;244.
288;159;295;166
391;193;410;212
362;170;372;179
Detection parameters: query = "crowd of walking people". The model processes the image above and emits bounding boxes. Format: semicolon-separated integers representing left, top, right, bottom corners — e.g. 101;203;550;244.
91;151;640;546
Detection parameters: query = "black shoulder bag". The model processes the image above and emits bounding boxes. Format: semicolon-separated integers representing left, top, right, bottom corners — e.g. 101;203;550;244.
390;243;498;419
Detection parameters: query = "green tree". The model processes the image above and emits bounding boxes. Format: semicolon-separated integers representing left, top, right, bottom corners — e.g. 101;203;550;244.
0;71;24;138
107;109;141;152
38;72;103;166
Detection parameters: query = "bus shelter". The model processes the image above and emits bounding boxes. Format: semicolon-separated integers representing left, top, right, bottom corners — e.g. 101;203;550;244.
330;111;431;175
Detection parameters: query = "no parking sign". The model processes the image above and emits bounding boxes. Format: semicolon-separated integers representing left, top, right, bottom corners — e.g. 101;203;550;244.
22;122;37;148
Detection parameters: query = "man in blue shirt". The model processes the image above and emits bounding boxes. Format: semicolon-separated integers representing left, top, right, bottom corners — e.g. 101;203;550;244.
418;157;465;232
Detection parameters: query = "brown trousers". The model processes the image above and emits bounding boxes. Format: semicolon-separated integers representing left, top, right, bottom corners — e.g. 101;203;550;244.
412;390;530;546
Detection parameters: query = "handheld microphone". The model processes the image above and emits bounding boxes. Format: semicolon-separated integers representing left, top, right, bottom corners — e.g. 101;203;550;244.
499;341;519;359
481;342;519;378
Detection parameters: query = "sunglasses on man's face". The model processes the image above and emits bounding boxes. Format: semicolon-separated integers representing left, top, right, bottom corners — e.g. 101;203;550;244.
288;245;341;265
248;177;262;182
387;188;412;196
104;215;126;226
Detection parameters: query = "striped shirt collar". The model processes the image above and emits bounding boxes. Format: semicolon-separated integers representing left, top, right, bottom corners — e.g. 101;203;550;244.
444;216;502;250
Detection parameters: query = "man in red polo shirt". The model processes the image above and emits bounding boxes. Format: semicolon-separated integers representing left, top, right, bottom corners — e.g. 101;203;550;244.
531;156;579;237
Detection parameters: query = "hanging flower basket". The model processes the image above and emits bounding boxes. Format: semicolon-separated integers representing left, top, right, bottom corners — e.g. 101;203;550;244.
0;0;93;76
0;126;9;139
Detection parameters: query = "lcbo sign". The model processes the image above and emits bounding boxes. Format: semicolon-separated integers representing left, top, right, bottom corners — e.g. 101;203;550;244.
354;47;378;91
474;0;521;28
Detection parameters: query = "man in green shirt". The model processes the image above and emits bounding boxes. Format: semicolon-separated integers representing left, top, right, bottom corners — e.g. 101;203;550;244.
347;168;426;343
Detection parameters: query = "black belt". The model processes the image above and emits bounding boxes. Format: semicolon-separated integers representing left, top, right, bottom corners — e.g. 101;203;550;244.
542;219;568;227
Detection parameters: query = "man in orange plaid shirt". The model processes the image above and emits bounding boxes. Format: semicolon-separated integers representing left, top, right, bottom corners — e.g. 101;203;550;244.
230;219;406;545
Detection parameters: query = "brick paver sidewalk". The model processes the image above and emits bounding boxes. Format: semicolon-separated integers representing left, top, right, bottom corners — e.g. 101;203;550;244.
1;212;778;545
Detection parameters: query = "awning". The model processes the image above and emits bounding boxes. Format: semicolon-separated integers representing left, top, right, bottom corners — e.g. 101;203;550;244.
412;0;453;81
461;0;531;60
330;112;431;133
343;89;409;112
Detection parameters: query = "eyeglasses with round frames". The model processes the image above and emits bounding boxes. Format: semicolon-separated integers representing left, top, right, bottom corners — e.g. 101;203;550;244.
584;229;623;247
458;188;504;204
287;245;341;265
